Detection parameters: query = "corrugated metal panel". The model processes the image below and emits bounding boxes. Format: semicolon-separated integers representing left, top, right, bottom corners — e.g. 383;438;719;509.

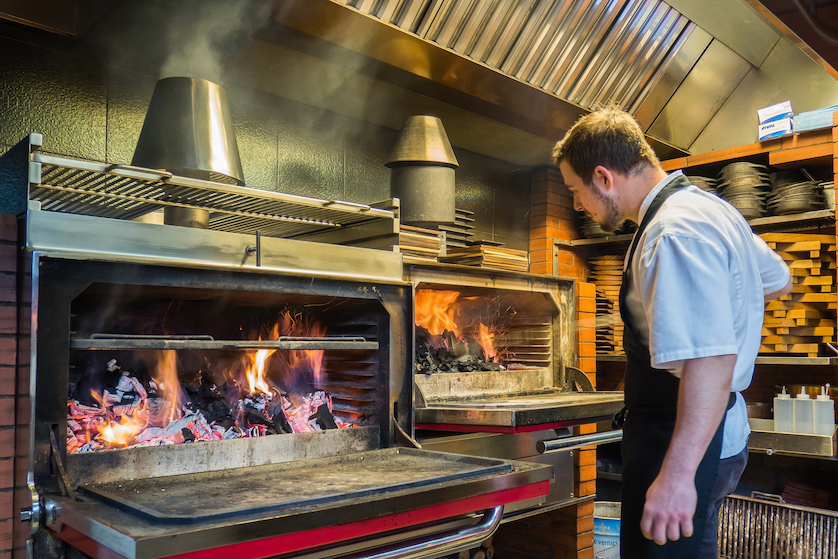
336;0;699;116
719;494;838;558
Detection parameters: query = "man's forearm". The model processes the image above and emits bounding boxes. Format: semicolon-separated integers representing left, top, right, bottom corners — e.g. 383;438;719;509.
662;354;735;479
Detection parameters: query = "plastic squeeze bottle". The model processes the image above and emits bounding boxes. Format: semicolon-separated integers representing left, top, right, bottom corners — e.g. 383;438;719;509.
773;387;793;433
793;387;814;435
813;384;835;436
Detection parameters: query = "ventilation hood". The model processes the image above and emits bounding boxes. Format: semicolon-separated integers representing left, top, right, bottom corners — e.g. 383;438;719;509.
248;0;838;159
8;0;838;162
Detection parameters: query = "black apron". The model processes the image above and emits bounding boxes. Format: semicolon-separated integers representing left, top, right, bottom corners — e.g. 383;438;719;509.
618;174;735;558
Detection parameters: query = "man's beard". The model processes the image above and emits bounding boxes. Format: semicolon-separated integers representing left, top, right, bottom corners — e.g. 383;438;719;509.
594;190;622;233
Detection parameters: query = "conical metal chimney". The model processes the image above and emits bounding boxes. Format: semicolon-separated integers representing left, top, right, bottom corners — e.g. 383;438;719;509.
386;115;458;226
132;78;244;228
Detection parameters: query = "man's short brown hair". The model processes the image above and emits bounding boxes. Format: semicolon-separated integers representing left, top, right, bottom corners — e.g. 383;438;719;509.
552;106;660;185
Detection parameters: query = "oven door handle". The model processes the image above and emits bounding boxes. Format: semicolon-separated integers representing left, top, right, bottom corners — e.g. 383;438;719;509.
537;429;623;454
351;505;503;559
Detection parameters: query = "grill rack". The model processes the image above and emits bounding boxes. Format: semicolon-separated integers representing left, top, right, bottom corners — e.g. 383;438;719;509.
29;152;397;240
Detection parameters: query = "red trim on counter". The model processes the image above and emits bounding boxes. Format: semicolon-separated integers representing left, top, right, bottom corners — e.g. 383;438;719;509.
51;482;549;559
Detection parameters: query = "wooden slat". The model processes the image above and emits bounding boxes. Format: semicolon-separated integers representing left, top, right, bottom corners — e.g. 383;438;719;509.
769;142;833;167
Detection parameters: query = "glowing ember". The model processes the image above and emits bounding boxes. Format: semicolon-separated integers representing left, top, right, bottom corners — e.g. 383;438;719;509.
67;313;351;454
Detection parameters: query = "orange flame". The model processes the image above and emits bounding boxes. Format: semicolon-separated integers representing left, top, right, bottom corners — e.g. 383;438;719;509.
99;414;147;447
271;312;326;388
476;323;496;362
245;323;278;396
415;290;461;336
152;351;184;425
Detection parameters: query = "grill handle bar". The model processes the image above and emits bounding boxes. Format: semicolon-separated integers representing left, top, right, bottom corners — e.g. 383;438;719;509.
351;505;503;559
537;430;623;454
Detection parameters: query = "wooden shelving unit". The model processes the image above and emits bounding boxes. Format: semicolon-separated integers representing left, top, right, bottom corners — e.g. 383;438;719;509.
585;120;837;364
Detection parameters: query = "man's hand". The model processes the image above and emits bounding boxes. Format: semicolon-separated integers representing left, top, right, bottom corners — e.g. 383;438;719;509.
640;471;697;544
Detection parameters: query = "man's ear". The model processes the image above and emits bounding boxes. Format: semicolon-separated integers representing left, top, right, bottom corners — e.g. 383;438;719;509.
592;165;616;193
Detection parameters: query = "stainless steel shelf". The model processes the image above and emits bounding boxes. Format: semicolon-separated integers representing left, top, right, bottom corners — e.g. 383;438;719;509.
596;354;838;365
30;152;396;240
70;334;379;351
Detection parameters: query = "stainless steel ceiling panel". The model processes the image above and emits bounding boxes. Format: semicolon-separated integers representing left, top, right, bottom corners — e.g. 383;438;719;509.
391;0;435;31
569;0;654;106
610;10;688;109
525;0;595;86
549;0;626;95
633;24;711;127
588;2;676;107
450;0;498;54
474;0;539;66
537;0;614;92
512;0;593;82
415;0;446;37
499;0;566;74
647;39;751;149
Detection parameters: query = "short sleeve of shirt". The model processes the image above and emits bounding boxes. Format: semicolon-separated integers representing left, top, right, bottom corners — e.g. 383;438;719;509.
637;234;739;369
751;232;791;295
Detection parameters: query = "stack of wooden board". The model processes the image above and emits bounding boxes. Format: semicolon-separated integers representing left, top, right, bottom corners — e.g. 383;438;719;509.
589;254;625;355
760;232;836;357
595;287;620;354
436;208;476;250
439;245;529;272
398;224;444;260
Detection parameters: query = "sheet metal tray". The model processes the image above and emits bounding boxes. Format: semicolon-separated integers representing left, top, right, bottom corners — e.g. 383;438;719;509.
80;448;511;523
416;391;625;430
748;418;837;457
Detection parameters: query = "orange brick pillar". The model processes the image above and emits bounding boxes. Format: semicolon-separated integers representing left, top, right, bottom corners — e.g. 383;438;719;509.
493;167;596;558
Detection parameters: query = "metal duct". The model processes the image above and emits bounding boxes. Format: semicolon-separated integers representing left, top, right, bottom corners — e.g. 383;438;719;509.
335;0;695;116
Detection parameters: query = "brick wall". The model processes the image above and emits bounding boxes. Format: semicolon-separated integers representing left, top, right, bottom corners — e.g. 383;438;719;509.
493;168;596;559
0;212;21;557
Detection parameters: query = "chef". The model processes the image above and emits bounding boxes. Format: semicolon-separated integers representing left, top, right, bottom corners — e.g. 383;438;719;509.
552;107;791;558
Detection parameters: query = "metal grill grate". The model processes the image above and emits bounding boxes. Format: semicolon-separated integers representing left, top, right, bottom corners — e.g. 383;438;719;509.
719;494;838;559
30;153;396;240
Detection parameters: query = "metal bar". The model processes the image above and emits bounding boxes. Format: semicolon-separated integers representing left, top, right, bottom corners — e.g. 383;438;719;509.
70;336;379;351
347;506;503;559
537;430;623;453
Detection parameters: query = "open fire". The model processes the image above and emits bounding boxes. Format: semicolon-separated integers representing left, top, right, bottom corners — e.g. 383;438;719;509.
415;289;523;374
67;312;348;453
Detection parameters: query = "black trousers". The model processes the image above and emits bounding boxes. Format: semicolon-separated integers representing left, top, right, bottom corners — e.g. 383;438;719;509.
620;410;726;558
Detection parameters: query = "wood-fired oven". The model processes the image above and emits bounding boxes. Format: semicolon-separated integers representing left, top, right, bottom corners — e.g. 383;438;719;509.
4;134;553;559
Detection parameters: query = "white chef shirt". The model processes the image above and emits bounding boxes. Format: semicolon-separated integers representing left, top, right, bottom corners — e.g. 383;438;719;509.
623;171;790;459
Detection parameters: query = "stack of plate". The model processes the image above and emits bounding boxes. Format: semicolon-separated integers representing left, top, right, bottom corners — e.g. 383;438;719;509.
716;162;771;219
821;181;835;209
767;180;825;215
436;208;475;250
687;176;718;193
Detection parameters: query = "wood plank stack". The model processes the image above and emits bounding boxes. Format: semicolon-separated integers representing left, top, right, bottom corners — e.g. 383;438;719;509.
760;232;836;357
439;244;529;272
435;208;476;250
398;224;443;260
589;254;625;355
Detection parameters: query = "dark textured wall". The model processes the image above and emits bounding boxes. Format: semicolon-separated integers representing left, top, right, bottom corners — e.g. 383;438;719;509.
0;34;530;249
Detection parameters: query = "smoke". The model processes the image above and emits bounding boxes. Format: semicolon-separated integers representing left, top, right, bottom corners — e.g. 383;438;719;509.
159;0;272;83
